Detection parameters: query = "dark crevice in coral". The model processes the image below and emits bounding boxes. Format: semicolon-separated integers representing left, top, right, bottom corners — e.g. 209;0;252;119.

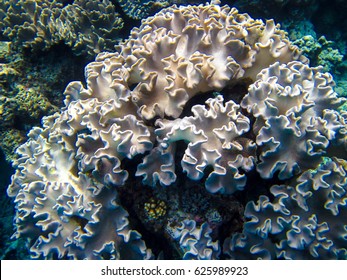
118;144;248;259
120;153;144;175
69;215;89;233
76;127;92;136
128;82;139;91
177;180;245;260
143;115;161;128
233;168;281;207
117;180;175;259
119;154;176;258
100;251;112;260
220;78;253;105
173;140;188;175
59;0;74;7
179;90;216;118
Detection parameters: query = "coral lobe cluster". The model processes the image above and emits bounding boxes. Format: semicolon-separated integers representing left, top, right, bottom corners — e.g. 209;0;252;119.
6;2;347;259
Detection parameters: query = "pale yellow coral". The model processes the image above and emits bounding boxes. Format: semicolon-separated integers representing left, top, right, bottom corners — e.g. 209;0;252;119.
144;198;167;220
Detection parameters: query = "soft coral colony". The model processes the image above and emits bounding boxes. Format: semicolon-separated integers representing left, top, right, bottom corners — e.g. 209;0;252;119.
7;2;347;259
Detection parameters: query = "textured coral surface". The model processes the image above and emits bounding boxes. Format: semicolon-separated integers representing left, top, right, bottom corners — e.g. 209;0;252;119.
0;0;124;57
5;2;347;259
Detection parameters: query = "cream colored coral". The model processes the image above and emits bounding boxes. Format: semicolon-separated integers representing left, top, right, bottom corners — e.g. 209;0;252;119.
242;62;345;179
76;4;305;121
8;3;346;260
138;95;256;194
8;114;152;259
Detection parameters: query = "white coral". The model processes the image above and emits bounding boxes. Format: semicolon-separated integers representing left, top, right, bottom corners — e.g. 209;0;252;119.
242;62;345;179
148;95;256;194
8;115;152;259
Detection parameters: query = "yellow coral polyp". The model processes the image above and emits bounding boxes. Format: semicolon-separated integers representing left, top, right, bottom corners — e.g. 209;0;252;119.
144;198;167;220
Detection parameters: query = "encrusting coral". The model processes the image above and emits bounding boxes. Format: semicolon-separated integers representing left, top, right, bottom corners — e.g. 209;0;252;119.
0;0;124;57
7;2;347;259
0;39;84;163
293;35;344;73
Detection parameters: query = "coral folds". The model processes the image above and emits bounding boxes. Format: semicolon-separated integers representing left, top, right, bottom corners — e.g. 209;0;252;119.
7;3;347;259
